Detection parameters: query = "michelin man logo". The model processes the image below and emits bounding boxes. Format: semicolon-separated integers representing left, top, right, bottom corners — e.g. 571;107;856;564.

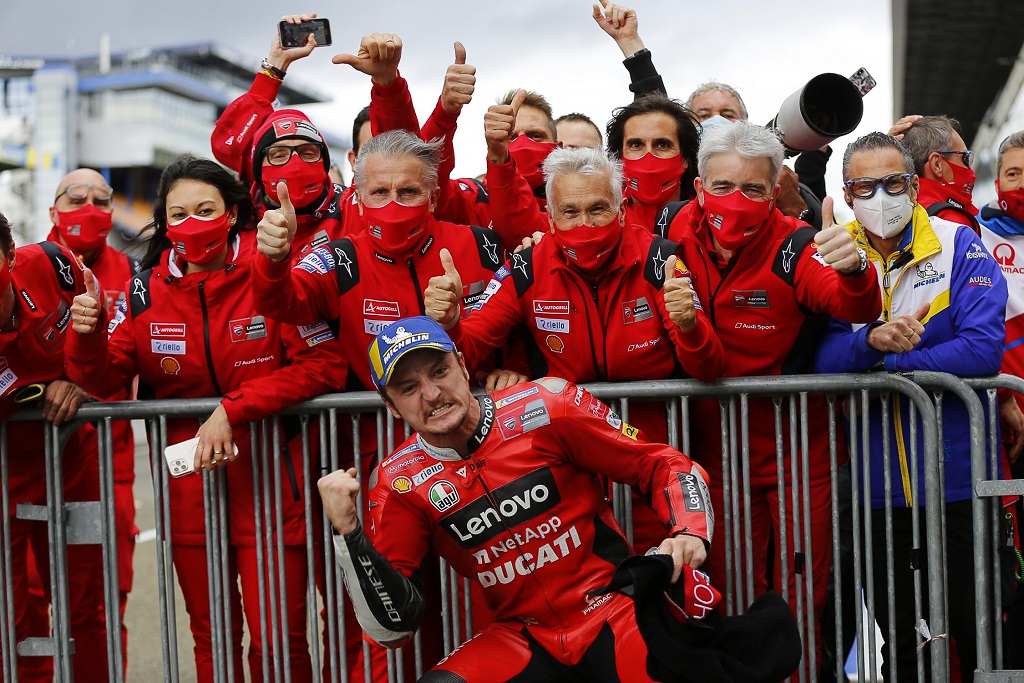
381;327;409;345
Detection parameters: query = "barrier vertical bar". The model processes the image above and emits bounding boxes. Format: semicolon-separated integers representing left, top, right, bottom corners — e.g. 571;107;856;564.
273;418;293;682
252;423;272;683
798;393;816;680
99;416;126;681
300;415;322;680
827;396;844;683
261;421;283;680
862;394;877;682
0;423;15;683
719;399;734;614
44;424;69;679
850;391;866;683
879;396;897;683
787;395;806;683
739;394;754;603
202;471;224;683
907;401;924;683
150;417;177;683
727;398;743;613
773;399;789;608
985;388;1003;669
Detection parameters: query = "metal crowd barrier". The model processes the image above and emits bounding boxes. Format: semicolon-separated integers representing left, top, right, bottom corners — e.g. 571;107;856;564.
0;373;1019;682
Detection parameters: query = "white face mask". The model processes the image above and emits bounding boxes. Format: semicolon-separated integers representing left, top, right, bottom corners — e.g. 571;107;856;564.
697;115;734;139
852;191;915;239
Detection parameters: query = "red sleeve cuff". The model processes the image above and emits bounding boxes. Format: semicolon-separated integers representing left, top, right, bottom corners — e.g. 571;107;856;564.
371;72;408;99
486;159;518;189
250;71;285;104
255;253;293;281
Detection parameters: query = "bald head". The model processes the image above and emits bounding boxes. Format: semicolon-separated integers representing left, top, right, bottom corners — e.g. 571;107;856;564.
49;167;115;257
55;168;108;198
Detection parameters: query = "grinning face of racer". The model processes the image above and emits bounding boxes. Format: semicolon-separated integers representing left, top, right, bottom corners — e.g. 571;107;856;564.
383;349;475;443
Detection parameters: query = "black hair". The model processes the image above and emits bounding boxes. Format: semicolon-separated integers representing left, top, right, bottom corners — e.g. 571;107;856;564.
352;106;371;155
139;155;253;272
606;94;701;200
0;212;12;254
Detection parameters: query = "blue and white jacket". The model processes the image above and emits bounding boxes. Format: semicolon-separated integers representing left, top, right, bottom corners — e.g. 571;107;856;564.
815;204;1007;507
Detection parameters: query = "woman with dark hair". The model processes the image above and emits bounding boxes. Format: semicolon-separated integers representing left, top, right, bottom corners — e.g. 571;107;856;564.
67;155;346;681
0;212;110;682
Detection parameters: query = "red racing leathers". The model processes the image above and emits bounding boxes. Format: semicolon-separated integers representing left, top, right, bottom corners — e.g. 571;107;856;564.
66;234;345;683
0;242;108;682
446;225;724;551
334;378;713;680
46;228;138;657
666;200;882;657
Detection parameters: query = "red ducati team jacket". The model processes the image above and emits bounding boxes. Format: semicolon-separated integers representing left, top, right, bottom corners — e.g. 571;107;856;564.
66;234;346;545
353;378;712;639
46;229;138;482
448;225;723;439
0;243;98;502
251;216;510;392
667;202;882;480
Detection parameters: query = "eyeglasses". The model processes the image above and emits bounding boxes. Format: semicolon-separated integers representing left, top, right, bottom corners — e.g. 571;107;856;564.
54;183;114;208
264;143;322;166
937;149;974;169
843;173;914;199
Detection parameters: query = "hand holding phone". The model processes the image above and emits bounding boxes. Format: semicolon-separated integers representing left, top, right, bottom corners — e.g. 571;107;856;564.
279;18;332;48
164;437;239;478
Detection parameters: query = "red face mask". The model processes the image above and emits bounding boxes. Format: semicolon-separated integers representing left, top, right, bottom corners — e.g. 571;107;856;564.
363;201;431;254
700;189;773;250
551;220;622;274
996;180;1024;223
509;136;557;190
55;204;113;252
166;213;231;265
622;153;683;205
942;158;977;211
263;156;328;209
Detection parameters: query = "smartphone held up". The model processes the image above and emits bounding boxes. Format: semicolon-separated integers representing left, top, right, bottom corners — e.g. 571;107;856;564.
279;18;332;48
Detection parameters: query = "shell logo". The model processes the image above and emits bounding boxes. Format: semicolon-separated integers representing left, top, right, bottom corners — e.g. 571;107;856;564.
392;476;412;493
160;357;180;375
546;335;564;354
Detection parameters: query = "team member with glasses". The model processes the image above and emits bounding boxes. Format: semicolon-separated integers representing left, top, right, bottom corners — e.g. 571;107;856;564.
816;132;1007;681
0;211;110;682
44;168;139;669
891;114;982;233
663;122;882;674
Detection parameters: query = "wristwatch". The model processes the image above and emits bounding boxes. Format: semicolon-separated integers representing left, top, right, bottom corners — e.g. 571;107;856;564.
838;247;869;277
260;58;287;80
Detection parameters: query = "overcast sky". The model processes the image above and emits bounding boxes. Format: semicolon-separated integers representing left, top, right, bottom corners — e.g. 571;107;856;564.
1;0;894;220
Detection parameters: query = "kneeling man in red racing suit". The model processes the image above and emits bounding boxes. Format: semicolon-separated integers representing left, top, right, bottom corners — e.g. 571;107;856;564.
317;316;715;682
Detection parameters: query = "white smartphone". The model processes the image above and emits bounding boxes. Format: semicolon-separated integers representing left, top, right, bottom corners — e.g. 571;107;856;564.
163;437;238;478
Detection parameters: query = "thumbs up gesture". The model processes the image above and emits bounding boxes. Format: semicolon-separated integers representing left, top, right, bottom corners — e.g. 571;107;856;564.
867;301;930;353
424;248;464;327
484;88;527;164
332;32;402;86
662;255;697;332
71;268;103;335
257;181;298;263
814;197;862;275
440;42;475;116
